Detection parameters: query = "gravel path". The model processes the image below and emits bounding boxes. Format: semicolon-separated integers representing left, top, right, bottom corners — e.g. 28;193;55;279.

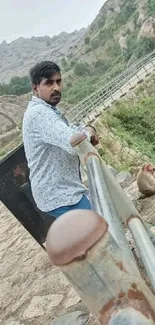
0;203;89;325
1;180;155;325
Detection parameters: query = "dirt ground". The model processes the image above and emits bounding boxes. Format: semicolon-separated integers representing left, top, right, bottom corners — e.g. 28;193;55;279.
0;203;91;325
1;180;155;325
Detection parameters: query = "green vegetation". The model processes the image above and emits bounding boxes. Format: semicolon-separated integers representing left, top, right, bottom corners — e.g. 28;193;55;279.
61;57;68;68
147;0;155;15
74;62;91;76
115;0;136;27
60;0;155;105
62;76;98;104
100;95;155;162
84;36;90;45
0;0;155;105
0;76;31;96
62;56;126;104
2;0;155;167
124;34;155;61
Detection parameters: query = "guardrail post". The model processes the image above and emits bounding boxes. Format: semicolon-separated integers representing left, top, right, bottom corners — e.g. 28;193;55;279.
46;210;155;325
70;132;155;291
70;133;131;255
101;160;155;291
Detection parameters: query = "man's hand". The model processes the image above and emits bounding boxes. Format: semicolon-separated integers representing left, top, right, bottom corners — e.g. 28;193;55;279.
84;125;99;146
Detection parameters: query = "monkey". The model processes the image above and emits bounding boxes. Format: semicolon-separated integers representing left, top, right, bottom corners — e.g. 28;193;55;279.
130;166;141;180
136;163;155;197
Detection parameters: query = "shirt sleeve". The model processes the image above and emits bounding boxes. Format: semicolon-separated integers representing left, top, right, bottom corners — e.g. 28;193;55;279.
70;123;91;141
36;107;89;155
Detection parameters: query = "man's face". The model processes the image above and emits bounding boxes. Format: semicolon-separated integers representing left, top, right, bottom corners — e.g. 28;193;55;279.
33;72;62;106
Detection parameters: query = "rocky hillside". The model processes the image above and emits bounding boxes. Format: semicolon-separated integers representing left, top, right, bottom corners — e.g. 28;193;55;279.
1;1;155;87
1;0;155;100
74;0;155;64
1;0;155;162
94;70;155;171
0;29;86;83
62;0;155;104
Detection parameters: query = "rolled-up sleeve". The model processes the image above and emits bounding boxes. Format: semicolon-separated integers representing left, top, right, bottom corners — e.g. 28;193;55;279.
36;107;88;155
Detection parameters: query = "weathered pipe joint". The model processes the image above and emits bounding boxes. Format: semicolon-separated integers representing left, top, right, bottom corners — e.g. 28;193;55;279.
108;307;155;325
46;209;108;266
46;210;155;325
70;132;87;148
70;132;100;166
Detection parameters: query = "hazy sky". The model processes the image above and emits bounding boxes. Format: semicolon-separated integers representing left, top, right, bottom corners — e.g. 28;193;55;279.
0;0;105;44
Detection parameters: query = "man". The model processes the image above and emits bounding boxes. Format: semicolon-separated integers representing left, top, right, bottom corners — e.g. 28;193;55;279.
22;61;99;219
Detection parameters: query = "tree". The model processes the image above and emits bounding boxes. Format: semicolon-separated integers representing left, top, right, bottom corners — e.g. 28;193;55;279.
74;63;90;76
84;36;90;45
124;35;155;61
147;0;155;15
97;17;105;29
135;37;155;58
91;38;100;50
94;59;110;72
70;59;76;68
61;57;68;67
0;76;31;96
107;41;121;57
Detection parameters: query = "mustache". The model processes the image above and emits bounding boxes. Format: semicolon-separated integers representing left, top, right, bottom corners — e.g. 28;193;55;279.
51;91;61;97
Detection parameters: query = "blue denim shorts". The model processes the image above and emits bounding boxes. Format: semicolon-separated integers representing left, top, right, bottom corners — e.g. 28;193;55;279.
47;195;92;219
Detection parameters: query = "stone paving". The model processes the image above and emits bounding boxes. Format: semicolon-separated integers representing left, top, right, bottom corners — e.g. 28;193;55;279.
0;202;92;325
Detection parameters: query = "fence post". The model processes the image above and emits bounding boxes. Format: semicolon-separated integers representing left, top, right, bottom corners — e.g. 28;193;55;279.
46;210;155;325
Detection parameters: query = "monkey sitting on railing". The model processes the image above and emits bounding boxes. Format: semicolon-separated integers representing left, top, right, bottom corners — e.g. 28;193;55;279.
136;163;155;197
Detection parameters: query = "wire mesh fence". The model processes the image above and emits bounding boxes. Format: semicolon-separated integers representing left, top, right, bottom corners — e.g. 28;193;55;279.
67;49;155;123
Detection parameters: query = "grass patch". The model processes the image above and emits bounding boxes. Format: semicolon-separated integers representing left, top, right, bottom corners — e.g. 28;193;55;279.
101;96;155;162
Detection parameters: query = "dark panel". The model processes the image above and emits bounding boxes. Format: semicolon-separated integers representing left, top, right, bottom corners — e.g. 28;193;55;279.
0;144;55;249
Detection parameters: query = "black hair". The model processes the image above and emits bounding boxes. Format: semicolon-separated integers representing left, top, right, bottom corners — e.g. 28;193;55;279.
29;61;61;85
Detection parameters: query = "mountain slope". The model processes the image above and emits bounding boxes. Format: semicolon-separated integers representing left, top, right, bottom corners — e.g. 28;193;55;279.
1;0;155;161
61;0;155;104
0;29;86;83
74;0;155;63
1;0;155;99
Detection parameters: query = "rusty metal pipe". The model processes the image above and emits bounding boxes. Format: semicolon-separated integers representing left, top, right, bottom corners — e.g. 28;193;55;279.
86;155;133;257
70;133;132;258
101;161;155;290
70;133;155;289
46;210;155;325
108;308;155;325
101;161;155;246
129;218;155;291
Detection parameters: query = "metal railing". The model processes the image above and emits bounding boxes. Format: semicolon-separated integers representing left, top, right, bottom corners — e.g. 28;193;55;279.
67;49;155;123
46;133;155;325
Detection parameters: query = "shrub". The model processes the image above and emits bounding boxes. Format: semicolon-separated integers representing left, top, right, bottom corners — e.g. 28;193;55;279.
147;0;155;15
84;36;90;45
74;62;91;76
0;76;31;96
91;38;100;49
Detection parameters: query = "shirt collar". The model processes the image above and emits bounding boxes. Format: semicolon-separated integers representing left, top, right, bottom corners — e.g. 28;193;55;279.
32;95;58;111
31;95;69;125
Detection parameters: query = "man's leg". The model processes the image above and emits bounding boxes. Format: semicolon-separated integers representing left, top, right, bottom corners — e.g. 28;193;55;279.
47;195;92;219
